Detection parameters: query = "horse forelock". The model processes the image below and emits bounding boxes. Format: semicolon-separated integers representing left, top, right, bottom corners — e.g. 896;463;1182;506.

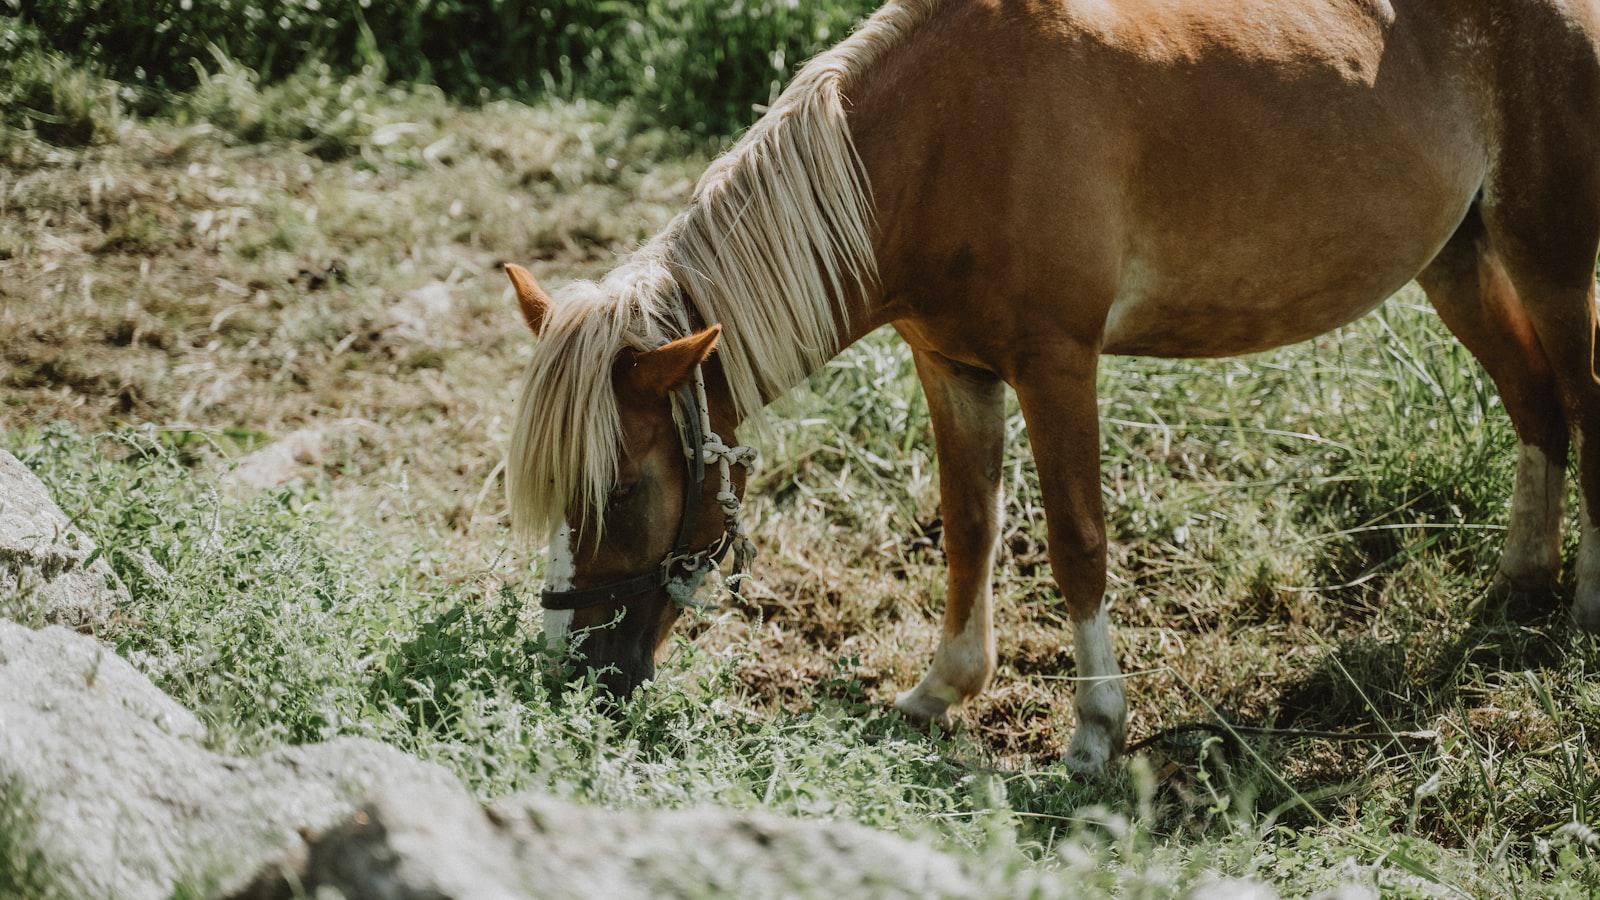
506;253;681;543
506;1;937;545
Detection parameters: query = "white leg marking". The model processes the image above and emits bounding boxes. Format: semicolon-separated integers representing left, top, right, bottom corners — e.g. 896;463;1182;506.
1501;443;1564;587
1064;608;1126;773
895;485;1002;726
541;525;576;645
894;593;993;725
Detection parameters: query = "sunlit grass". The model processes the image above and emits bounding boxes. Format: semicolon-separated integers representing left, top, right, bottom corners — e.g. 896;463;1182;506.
1;51;1598;897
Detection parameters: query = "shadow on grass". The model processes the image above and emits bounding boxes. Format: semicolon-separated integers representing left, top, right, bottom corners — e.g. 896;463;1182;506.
1120;576;1588;838
1276;593;1570;734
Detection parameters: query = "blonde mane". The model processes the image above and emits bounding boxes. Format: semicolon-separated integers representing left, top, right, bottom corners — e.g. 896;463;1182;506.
507;1;939;542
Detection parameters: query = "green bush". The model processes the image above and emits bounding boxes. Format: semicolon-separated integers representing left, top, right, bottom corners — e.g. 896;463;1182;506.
601;0;873;133
178;51;411;158
367;589;567;735
11;0;878;134
0;23;124;146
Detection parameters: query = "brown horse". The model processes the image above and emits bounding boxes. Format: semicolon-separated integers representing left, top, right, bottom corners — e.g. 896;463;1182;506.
503;0;1600;771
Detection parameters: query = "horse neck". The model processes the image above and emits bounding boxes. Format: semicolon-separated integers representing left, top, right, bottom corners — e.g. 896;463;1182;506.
710;274;890;429
673;4;937;419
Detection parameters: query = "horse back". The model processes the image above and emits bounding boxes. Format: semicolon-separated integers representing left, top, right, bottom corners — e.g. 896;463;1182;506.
854;0;1600;361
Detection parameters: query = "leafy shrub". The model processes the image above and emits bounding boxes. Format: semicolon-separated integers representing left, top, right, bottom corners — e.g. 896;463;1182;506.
12;0;879;134
597;0;874;134
179;50;418;158
0;23;124;146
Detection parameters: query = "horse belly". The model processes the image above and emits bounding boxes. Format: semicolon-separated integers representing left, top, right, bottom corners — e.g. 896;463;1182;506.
1096;129;1483;358
1089;17;1486;357
859;0;1491;362
1099;228;1451;359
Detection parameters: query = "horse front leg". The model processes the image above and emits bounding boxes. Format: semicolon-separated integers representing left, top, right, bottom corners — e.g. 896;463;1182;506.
1013;352;1125;772
893;349;1006;725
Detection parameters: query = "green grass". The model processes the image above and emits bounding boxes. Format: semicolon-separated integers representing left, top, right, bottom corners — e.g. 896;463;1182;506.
0;427;1448;897
2;50;1599;897
0;784;63;900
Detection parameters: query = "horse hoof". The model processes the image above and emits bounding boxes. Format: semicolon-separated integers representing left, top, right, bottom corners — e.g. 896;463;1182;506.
1485;572;1560;623
1062;746;1111;775
892;689;952;728
1488;570;1558;603
1063;727;1118;775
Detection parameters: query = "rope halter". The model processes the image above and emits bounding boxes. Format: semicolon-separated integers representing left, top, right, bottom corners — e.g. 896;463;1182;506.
539;358;757;612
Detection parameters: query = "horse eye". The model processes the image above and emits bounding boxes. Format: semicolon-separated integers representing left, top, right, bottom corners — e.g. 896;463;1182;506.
607;482;638;505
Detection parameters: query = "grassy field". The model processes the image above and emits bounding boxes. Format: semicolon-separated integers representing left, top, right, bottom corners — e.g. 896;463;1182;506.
3;43;1600;897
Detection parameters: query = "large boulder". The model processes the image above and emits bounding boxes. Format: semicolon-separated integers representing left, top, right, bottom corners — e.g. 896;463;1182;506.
232;781;979;900
0;621;461;898
0;449;126;629
2;617;984;900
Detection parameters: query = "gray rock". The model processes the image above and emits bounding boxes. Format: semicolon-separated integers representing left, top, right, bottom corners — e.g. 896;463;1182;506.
220;425;335;493
232;780;981;900
219;421;374;494
4;609;981;900
0;621;460;899
0;449;126;629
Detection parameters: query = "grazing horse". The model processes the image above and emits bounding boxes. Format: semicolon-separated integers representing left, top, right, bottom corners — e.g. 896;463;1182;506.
504;0;1600;771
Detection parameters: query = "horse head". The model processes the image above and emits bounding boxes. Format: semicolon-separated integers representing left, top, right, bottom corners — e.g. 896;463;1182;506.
503;263;750;696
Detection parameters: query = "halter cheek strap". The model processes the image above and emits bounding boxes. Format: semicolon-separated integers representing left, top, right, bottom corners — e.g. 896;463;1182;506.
538;363;756;612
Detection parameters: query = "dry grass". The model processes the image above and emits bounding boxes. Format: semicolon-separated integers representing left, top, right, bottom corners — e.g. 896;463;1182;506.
4;61;1599;896
2;85;703;571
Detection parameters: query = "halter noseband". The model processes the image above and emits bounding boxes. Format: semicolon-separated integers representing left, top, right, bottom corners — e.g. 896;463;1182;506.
539;363;756;612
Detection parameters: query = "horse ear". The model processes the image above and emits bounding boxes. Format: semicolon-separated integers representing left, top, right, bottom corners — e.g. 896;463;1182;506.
623;325;722;397
504;263;550;335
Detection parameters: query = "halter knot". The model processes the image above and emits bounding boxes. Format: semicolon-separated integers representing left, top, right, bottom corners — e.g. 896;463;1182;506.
700;437;756;467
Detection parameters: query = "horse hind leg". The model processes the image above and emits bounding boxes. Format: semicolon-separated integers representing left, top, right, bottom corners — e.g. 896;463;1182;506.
893;349;1006;724
1475;7;1600;630
1418;203;1568;599
1483;188;1600;630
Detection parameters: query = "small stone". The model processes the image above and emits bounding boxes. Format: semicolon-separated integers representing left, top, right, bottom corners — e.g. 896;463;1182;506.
221;426;338;493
